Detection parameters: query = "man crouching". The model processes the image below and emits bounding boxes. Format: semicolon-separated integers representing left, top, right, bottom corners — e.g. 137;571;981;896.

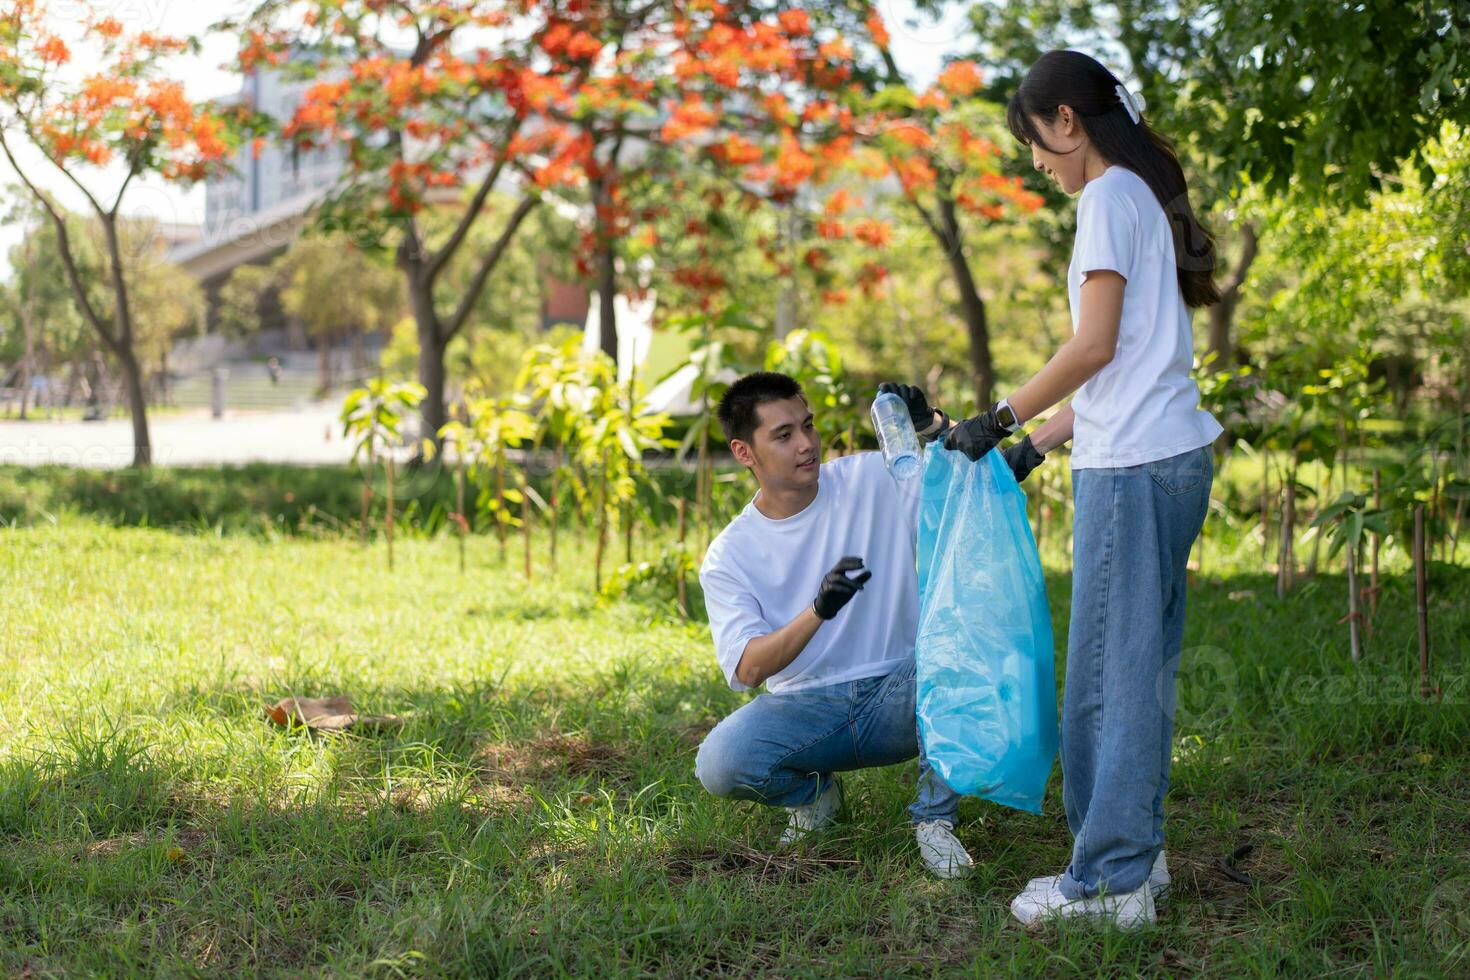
694;371;974;878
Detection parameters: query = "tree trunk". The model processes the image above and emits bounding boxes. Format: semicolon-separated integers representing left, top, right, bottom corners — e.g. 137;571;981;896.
597;239;617;363
116;345;152;467
1206;222;1259;369
416;324;448;451
317;335;332;393
936;198;993;411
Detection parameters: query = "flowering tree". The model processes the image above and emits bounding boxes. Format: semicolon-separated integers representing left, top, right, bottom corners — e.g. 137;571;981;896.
0;3;242;465
526;2;871;356
240;0;569;449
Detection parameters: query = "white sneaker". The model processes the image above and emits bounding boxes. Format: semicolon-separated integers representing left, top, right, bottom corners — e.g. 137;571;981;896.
778;778;841;846
1021;851;1170;902
915;820;975;879
1010;879;1156;930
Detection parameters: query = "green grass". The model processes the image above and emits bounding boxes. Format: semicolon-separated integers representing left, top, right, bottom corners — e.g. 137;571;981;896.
2;496;1469;974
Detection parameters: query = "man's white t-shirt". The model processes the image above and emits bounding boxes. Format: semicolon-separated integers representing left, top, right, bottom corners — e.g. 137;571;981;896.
1067;165;1223;469
699;452;921;695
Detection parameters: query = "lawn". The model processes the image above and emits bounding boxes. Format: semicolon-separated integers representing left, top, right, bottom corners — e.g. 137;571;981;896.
2;492;1468;975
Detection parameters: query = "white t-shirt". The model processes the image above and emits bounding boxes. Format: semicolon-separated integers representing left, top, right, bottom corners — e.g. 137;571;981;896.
699;452;921;695
1067;166;1223;468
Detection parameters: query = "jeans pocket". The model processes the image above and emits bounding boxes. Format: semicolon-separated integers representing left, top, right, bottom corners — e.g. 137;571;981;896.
1148;448;1210;496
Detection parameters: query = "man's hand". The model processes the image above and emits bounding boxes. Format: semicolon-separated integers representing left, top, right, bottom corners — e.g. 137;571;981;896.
942;409;1011;462
1002;435;1046;484
877;382;947;442
812;556;872;620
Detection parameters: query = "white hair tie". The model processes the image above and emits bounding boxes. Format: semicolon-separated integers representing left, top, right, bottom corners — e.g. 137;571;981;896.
1115;83;1145;124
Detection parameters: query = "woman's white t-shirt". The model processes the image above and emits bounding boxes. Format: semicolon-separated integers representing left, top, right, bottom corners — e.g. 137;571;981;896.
699;452;921;695
1066;165;1222;468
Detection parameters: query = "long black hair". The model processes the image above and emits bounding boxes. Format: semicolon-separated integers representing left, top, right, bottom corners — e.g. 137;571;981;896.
1006;50;1220;309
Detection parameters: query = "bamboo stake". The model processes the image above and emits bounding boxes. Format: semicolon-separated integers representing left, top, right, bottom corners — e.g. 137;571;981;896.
676;497;689;616
1414;504;1431;698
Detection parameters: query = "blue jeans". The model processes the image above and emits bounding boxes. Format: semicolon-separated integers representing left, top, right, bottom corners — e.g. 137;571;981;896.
1060;446;1213;899
695;658;961;825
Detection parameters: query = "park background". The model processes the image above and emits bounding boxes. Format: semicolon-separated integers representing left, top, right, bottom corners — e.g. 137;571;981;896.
1;0;1468;975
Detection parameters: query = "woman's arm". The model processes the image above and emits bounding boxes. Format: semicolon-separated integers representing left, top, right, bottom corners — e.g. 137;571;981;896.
1028;404;1075;454
1007;271;1125;423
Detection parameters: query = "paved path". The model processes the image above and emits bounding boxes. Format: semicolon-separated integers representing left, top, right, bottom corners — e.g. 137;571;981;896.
0;404;362;468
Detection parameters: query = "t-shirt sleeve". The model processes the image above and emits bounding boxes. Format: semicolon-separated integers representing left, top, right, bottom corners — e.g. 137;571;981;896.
699;558;771;692
1073;185;1138;282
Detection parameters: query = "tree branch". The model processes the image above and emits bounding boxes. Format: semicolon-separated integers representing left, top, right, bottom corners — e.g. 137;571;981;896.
443;194;540;341
0;129;116;348
425;127;518;285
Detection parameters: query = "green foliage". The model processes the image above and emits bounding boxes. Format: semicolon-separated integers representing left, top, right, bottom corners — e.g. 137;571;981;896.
340;379;427;466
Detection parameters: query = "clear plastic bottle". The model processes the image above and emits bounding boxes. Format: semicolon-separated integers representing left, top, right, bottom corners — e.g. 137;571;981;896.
871;390;921;480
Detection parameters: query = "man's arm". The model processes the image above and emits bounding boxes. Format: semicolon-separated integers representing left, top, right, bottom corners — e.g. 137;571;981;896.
733;607;824;689
732;556;872;689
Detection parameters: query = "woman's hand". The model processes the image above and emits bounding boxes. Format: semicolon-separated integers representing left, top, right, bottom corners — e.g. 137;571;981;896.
942;409;1011;462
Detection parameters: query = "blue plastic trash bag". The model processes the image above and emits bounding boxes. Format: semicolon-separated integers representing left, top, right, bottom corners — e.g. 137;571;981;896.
914;445;1058;814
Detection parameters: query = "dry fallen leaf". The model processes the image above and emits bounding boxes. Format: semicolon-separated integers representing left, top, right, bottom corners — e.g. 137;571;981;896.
264;695;402;733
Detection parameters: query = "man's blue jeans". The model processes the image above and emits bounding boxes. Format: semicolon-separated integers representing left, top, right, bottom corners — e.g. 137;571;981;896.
1060;445;1214;899
695;658;961;825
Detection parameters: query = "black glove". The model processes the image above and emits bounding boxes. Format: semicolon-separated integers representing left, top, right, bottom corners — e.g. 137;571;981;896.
812;556;872;620
942;408;1011;462
1002;435;1046;484
877;381;947;442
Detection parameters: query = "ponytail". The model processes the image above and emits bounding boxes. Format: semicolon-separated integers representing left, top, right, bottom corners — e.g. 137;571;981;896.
1006;50;1220;309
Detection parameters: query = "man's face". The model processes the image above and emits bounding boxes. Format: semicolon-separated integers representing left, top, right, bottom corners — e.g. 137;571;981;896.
732;396;822;492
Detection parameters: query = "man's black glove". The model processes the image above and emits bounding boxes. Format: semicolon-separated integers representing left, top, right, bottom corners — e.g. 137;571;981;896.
812;556;872;620
942;408;1012;462
1002;435;1046;484
877;381;948;443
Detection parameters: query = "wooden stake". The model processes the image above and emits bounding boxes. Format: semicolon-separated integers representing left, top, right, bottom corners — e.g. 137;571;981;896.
1277;464;1296;598
1346;539;1361;662
385;456;396;571
495;461;507;563
549;463;559;574
676;497;689;616
1370;468;1381;616
594;451;609;593
624;500;634;565
1260;450;1272;564
1414;504;1431;697
522;488;532;583
455;462;466;574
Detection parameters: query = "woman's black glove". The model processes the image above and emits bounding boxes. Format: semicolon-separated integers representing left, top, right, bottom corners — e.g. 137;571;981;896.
941;409;1011;462
877;382;948;442
812;556;872;620
1002;435;1046;484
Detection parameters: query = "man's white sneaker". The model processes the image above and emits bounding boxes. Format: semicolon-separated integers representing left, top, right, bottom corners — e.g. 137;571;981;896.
1010;879;1156;930
778;778;841;846
1020;851;1171;902
915;820;975;879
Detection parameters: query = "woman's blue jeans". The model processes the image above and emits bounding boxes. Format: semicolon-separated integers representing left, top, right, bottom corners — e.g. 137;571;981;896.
695;658;961;825
1059;445;1213;899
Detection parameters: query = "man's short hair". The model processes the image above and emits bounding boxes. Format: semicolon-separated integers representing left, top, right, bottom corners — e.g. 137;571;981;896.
716;371;805;444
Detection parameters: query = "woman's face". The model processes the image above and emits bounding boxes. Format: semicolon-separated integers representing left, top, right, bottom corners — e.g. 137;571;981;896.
1029;107;1089;195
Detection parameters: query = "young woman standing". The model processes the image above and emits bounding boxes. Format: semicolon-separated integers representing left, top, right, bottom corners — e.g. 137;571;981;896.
941;50;1222;928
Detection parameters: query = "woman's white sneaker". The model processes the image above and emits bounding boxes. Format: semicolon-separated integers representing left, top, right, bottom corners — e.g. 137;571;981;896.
1009;879;1156;930
915;820;975;879
1020;851;1170;902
